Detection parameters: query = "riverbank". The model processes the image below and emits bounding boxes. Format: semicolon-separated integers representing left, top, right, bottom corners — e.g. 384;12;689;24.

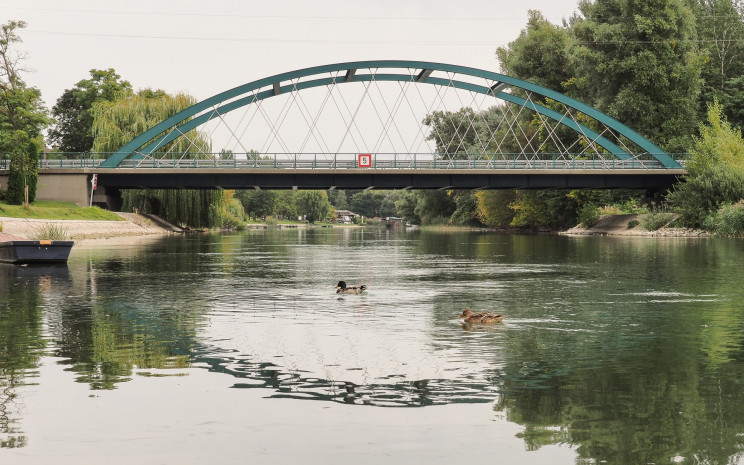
0;212;181;242
561;213;710;237
1;212;710;243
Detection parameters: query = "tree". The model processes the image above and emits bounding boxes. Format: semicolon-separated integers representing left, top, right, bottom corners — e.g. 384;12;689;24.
49;69;132;152
686;0;744;126
92;89;208;154
0;20;49;205
414;190;457;224
475;190;517;228
275;191;299;219
450;191;482;226
568;0;703;152
5;133;40;205
395;191;421;225
496;10;573;92
327;189;349;210
92;89;226;228
296;190;332;223
668;101;744;226
236;189;278;219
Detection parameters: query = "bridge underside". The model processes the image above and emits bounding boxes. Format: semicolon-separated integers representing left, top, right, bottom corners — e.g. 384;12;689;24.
92;169;684;191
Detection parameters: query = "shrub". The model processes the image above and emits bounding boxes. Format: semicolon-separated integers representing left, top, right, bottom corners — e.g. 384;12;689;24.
627;219;640;229
30;223;70;240
578;204;600;228
642;211;676;231
667;165;744;227
703;201;744;236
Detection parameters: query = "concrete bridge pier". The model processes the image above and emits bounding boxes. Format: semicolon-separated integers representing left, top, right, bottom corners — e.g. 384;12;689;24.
1;172;121;209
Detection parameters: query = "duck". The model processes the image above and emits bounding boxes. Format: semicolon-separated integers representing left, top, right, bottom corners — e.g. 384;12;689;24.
335;280;366;294
457;308;505;324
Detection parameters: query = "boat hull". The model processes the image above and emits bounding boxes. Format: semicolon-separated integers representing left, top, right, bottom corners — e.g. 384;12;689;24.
0;240;74;264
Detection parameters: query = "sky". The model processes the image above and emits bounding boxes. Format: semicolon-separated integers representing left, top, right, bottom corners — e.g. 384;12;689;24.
2;0;582;109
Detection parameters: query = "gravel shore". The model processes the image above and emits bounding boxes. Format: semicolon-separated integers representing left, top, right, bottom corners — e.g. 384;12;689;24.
561;214;710;237
0;212;180;242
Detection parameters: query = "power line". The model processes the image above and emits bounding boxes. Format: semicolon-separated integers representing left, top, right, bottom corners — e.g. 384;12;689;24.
24;30;744;46
0;6;570;21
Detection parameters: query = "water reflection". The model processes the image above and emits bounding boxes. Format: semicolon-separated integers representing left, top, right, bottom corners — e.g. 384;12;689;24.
2;230;744;464
0;264;68;448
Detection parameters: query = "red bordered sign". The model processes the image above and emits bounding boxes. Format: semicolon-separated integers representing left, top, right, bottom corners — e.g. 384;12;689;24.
358;153;372;168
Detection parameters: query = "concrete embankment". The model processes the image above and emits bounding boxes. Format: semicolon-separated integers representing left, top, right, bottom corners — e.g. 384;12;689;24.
562;214;709;237
0;212;181;241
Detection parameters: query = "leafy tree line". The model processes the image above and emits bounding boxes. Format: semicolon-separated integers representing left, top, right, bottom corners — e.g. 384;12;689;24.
406;0;744;234
5;1;744;234
236;189;398;224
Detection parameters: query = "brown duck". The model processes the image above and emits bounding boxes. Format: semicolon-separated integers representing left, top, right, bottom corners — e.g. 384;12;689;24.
335;281;367;294
457;308;505;324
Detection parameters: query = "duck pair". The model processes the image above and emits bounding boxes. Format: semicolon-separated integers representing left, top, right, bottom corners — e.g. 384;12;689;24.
457;308;505;324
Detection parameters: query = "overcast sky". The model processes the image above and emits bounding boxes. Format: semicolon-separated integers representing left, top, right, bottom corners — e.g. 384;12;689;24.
3;0;581;109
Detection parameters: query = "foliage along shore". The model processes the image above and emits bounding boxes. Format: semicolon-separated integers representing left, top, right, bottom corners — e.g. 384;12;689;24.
4;4;744;237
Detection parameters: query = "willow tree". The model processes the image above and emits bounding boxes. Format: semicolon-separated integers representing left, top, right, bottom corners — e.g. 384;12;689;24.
91;90;228;228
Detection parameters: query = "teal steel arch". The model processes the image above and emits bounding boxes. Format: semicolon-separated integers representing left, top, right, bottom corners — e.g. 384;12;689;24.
99;60;680;169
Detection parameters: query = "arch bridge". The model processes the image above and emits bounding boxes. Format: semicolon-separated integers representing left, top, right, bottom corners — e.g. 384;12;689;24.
4;61;686;203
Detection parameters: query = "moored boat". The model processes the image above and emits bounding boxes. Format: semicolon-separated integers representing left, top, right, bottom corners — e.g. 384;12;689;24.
0;239;74;264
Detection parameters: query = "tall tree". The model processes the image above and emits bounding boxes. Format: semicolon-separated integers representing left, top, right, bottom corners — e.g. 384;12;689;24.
686;0;744;127
296;190;332;223
49;69;132;153
568;0;703;152
236;189;278;219
496;10;574;93
0;20;48;205
92;90;226;228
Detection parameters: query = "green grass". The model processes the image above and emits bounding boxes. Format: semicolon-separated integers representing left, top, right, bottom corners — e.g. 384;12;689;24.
0;200;124;221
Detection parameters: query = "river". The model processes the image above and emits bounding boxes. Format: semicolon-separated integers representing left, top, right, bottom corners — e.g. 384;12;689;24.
1;228;743;464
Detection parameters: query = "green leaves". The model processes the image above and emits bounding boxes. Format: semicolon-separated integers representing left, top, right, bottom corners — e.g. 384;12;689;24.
0;20;47;205
49;69;132;152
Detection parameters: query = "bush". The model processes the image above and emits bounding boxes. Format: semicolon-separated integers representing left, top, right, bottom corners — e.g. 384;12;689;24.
30;223;70;240
642;211;675;231
703;201;744;236
578;203;600;228
627;219;640;229
667;166;744;227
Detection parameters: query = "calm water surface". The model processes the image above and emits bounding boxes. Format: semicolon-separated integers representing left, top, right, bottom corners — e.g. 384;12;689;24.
2;228;744;464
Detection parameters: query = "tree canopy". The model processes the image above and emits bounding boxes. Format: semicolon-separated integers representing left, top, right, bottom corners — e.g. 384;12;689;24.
49;68;132;152
0;20;48;205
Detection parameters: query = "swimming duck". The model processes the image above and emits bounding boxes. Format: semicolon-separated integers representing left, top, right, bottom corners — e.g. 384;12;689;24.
457;308;505;324
335;280;366;294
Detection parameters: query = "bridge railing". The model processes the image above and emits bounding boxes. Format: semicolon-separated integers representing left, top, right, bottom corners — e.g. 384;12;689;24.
0;152;689;171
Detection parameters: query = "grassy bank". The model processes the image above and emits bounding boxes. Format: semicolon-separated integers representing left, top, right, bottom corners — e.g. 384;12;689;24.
0;200;123;221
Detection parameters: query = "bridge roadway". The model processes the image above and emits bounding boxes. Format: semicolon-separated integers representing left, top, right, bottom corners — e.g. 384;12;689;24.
40;166;685;190
1;155;687;206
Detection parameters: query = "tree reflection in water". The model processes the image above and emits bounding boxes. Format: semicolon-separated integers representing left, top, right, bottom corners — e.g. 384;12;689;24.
0;265;63;448
3;231;744;465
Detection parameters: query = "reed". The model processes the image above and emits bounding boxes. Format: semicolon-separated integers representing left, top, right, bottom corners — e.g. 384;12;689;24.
30;223;70;240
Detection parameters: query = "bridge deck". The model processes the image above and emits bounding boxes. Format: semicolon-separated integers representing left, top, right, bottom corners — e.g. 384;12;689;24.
37;167;683;190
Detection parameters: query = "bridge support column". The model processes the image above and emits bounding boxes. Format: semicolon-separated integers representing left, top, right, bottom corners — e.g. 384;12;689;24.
35;173;92;206
95;187;122;211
